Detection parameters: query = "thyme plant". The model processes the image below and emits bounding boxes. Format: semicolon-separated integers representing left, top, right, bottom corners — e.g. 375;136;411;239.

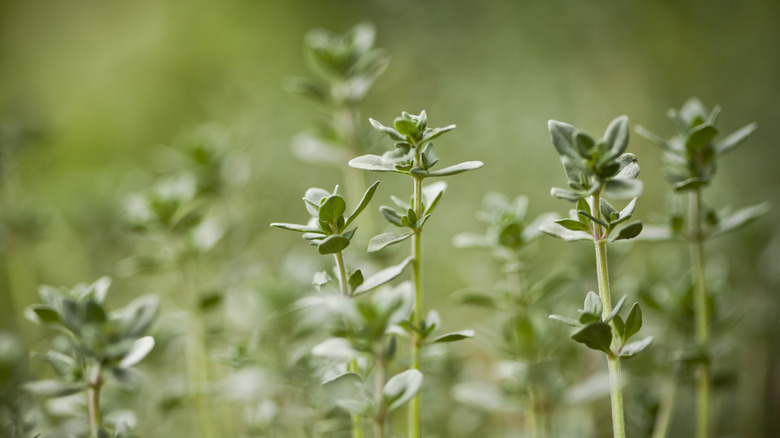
350;110;483;438
542;116;652;438
272;183;420;438
24;278;158;438
635;98;769;438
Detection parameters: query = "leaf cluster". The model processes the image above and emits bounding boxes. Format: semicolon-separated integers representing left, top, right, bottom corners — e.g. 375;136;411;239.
550;292;652;359
542;197;643;243
635;97;757;192
271;181;378;256
548;116;642;202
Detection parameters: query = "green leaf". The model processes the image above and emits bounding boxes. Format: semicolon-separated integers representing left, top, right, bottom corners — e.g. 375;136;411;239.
119;336;155;368
577;210;608;228
604;295;627;323
394;118;419;138
583;291;602;316
270;223;324;234
423;181;447;215
577;198;591;220
623;303;642;341
349;154;405;173
600;199;617;223
432;330;474;343
635;125;672;151
26;305;61;325
540;223;593;242
85;300;107;324
421;143;439;169
615;153;640;179
611;222;643;241
685;123;718;153
379;206;405;228
367;232;412;253
604;115;630;156
550;187;584;202
549;314;581;327
620;336;653;358
344;181;380;228
319;195;347;225
348;270;364;293
383;369;423;413
322;372;363;399
548;120;579;160
425;161;484;177
23;380;85;397
421;124;456;142
555;219;590;232
672;177;709;192
612;315;625;340
579;312;600;324
712;202;770;237
317;234;351;255
452;291;498;308
116;295;159;338
604;178;643;200
198;292;222;312
312;338;358;361
353;256;413;296
571;322;613;354
369;118;406;141
613;198;638;226
303;187;330;216
573;131;595;158
716;122;757;155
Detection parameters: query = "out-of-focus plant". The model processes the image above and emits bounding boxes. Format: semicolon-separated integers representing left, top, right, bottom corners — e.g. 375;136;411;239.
635;98;769;438
24;277;158;438
542;116;651;438
451;193;573;437
272;183;420;438
350;110;483;438
287;22;389;213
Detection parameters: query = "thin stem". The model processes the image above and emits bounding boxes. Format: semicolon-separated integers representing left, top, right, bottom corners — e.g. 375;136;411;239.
527;385;539;438
348;359;364;438
651;375;678;438
590;193;626;438
87;362;104;438
408;167;424;438
334;252;350;297
373;358;387;438
689;189;711;438
334;251;364;437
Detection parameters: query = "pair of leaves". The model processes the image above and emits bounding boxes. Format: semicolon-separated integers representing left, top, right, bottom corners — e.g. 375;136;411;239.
544;197;643;242
321;369;423;416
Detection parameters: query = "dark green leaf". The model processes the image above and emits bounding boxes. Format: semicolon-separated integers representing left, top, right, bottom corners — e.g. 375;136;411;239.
620;336;653;358
345;181;379;228
716;122;757;155
27;305;61;325
198;292;222;312
571;322;613;354
319;195;347;225
367;232;412;253
577;210;609;228
612;315;625;340
425;161;484;177
672;177;709;192
612;222;643;241
579;312;601;324
353;256;413;296
555;219;590;232
623;303;642;341
317;234;351;255
685;123;718;154
85;300;107;324
573;131;595;158
380;206;405;228
452;291;498;308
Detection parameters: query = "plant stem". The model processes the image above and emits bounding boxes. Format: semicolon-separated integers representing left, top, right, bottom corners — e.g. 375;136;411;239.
590;193;626;438
334;252;350;297
651;375;678;438
408;169;424;438
87;362;104;438
528;385;539;438
689;189;711;438
373;358;387;438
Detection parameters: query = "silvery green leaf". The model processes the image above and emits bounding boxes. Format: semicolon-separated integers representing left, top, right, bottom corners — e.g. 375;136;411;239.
367;232;412;253
685;123;718;154
623;303;642;341
318;195;347;225
383;369;423;413
421;124;456;142
550;187;585;202
604;295;627;323
615;153;640;179
540;223;593;242
711;202;770;238
369;118;406;141
583;291;602;316
303;187;331;216
349;154;406;173
619;336;653;358
611;222;643;241
549;315;581;327
555;219;589;232
353;256;413;296
604;178;643;200
432;330;474;343
119;336;155;368
269;222;324;234
548;120;579;160
321;372;363;399
571;322;612;354
344;181;379;228
312;338;358;361
423;181;447;215
317;234;350;255
672;177;710;192
603;115;630;156
612;198;638;227
633;224;673;241
425;161;484;177
635;125;673;151
24;380;85;398
716;122;757;155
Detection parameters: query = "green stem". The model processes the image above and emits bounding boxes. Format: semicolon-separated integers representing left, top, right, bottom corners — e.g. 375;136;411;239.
87;362;104;438
373;357;387;438
348;360;364;438
651;375;678;438
590;193;626;438
334;252;350;297
528;386;539;438
689;189;711;438
409;169;424;438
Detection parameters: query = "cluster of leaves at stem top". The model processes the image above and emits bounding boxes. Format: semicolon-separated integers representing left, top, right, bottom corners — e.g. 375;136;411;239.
634;98;770;241
286;22;389;165
542;116;651;358
350;110;484;252
24;277;159;438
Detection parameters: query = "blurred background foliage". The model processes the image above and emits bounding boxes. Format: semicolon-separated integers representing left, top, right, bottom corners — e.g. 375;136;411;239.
0;0;778;437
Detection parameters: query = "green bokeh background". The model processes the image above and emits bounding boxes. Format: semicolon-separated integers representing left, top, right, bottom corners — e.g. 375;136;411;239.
1;0;778;436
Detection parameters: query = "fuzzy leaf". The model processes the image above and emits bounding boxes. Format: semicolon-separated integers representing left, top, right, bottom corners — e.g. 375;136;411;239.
270;223;324;234
540;223;593;242
604;178;643;200
383;369;423;413
620;336;653;358
421;125;456;142
623;303;642;341
353;256;413;296
345;181;380;228
550;187;584;202
604;295;627;323
24;380;85;398
555;219;590;232
119;336;155;368
548;120;579;160
367;232;412;253
349;154;405;173
319;195;347;225
432;330;474;344
549;314;581;327
317;234;351;255
604;115;630;156
716;122;757;155
611;222;643;241
369;118;406;141
712;202;770;237
583;291;602;316
571;322;612;354
425;161;484;177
